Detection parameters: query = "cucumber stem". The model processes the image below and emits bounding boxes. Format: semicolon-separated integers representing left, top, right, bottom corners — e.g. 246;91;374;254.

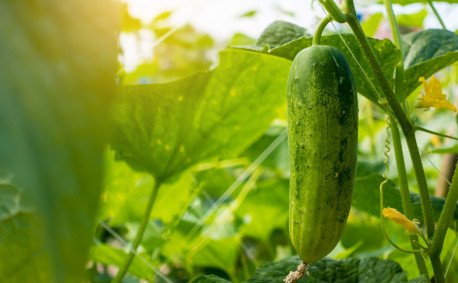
112;180;161;283
313;16;332;46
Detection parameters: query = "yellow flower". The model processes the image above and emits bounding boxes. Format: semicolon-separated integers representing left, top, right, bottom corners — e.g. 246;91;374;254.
383;207;420;234
416;76;456;112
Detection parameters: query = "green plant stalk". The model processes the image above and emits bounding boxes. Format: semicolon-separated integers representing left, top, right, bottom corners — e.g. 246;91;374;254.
414;126;458;141
344;12;435;240
318;0;347;23
390;118;429;277
112;181;161;283
381;0;402;50
341;2;443;279
431;161;458;257
313;15;332;46
427;0;447;30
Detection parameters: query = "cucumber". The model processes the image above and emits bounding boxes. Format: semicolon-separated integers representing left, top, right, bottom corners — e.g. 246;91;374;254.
287;45;358;263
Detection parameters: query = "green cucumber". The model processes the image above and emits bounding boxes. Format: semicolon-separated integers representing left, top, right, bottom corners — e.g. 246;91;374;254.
287;45;358;263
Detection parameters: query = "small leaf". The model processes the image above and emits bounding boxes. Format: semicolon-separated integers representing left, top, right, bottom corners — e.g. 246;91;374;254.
90;244;155;280
256;21;310;49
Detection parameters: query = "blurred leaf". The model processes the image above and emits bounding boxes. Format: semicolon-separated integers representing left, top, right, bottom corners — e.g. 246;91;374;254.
408;276;428;283
0;183;51;281
229;33;256;46
240;10;257;18
390;0;456;5
403;29;458;98
352;174;458;223
112;49;291;181
153;11;173;22
246;256;408;282
191;237;240;273
99;150;199;225
121;3;142;33
363;0;457;5
256;21;310;49
361;13;383;37
192;275;231;283
0;2;118;282
90;244;154;280
236;179;289;241
240;24;401;105
430;143;458;154
396;9;427;28
341;215;385;252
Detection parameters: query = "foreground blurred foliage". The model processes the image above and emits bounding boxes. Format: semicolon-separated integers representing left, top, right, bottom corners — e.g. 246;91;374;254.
1;1;457;282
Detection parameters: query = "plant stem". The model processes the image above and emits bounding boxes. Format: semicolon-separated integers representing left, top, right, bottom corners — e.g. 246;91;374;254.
427;0;447;30
318;0;347;23
112;181;161;283
431;160;458;257
390;118;429;278
414;126;458;141
313;16;332;46
345;12;436;240
381;0;402;50
340;4;444;280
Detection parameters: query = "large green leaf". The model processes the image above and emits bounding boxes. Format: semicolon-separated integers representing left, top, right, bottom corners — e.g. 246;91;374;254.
403;29;458;98
353;174;458;223
0;1;118;282
112;49;291;181
0;182;50;281
236;31;401;105
245;256;408;282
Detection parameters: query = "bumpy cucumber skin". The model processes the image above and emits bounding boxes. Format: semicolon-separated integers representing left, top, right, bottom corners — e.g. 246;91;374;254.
287;45;358;263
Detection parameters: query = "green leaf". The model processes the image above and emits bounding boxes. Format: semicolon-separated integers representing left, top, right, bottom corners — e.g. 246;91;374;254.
191;275;231;283
0;2;118;282
0;182;50;282
361;13;384;37
256;21;310;49
99;150;199;225
408;276;428;282
112;49;291;181
236;179;289;241
396;9;427;28
403;29;458;98
352;174;458;223
246;256;408;282
90;244;155;280
239;29;401;105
